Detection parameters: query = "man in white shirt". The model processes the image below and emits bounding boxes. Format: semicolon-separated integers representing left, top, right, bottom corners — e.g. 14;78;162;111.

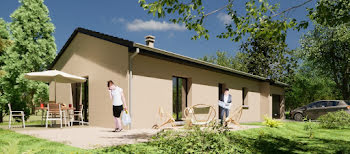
218;88;232;125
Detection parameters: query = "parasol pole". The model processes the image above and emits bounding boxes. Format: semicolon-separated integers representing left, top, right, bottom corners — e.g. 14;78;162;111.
55;78;57;103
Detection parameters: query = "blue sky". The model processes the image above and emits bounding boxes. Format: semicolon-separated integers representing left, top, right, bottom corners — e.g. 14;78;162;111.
0;0;315;59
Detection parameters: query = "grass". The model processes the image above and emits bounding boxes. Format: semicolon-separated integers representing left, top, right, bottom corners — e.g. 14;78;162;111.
232;122;350;153
0;128;83;154
97;122;350;153
0;121;349;153
0;114;44;126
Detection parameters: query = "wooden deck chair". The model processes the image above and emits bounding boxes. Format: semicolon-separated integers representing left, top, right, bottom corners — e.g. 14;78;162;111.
152;107;175;129
224;105;243;127
184;104;216;126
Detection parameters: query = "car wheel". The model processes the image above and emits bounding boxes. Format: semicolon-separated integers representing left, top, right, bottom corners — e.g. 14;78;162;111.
294;113;303;121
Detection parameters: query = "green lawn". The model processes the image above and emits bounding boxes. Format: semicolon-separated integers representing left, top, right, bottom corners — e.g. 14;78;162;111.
0;129;83;154
0;114;43;126
1;122;349;153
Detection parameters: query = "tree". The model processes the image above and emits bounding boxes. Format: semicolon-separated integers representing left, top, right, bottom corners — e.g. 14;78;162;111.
0;18;10;77
240;35;297;82
139;0;305;41
310;0;350;27
300;24;350;100
0;0;56;119
0;18;11;123
200;51;249;72
285;62;341;110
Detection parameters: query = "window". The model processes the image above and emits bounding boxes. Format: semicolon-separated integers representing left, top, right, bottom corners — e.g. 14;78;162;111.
326;101;339;107
242;87;248;105
172;77;188;121
315;101;327;107
307;102;317;108
345;100;350;105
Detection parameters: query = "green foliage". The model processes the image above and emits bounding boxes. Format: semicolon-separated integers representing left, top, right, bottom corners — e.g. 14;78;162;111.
262;116;283;128
147;127;246;153
199;51;249;72
139;0;306;42
303;120;317;138
0;0;56;118
240;35;297;82
309;0;350;27
300;24;350;100
318;110;350;129
0;18;10;53
0;18;10;78
285;63;341;110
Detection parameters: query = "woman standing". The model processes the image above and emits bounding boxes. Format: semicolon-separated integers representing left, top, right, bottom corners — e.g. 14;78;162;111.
107;80;127;132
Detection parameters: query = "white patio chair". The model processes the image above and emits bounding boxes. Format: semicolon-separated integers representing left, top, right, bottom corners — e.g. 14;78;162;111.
46;103;63;128
8;104;25;129
71;104;84;126
58;103;70;127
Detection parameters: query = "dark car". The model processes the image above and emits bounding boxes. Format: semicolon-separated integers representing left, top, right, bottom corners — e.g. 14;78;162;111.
290;100;350;121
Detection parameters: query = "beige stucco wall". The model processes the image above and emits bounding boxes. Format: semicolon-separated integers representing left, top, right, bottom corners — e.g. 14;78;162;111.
50;32;286;129
50;33;129;128
131;54;279;129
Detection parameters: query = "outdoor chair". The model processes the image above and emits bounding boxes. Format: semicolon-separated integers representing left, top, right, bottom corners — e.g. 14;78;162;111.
70;104;84;126
46;103;63;128
152;107;175;129
59;103;70;127
224;105;244;127
184;104;216;126
7;103;25;129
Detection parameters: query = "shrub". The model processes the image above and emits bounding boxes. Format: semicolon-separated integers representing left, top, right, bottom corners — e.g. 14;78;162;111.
318;110;350;129
148;126;247;153
303;120;317;138
284;111;290;119
262;116;283;128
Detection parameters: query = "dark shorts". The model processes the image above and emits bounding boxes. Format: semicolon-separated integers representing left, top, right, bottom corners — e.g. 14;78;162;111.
113;105;123;117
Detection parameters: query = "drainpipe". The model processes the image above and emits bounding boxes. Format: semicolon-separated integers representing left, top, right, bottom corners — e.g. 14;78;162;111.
128;47;139;129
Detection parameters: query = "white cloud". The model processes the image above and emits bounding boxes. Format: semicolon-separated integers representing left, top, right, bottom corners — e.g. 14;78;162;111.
126;19;186;31
111;17;125;24
217;13;232;25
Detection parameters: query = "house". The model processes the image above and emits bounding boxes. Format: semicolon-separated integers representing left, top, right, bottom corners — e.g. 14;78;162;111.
49;27;286;129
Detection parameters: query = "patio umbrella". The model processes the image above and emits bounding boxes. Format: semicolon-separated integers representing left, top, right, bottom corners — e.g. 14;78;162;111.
24;70;86;102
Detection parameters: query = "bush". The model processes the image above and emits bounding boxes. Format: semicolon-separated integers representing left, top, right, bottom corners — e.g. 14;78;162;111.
262;116;283;128
148;127;247;153
304;120;318;138
318;110;350;129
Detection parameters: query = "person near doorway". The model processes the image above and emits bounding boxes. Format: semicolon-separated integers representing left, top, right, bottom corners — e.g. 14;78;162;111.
107;80;127;132
218;88;232;125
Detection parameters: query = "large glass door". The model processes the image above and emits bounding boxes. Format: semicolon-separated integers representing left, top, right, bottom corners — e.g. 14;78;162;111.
82;78;89;122
272;94;281;119
172;77;188;121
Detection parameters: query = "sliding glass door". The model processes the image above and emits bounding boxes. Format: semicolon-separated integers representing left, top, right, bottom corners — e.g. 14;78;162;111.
172;77;188;121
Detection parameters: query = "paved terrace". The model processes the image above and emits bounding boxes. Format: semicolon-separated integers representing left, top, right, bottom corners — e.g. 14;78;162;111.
6;124;260;149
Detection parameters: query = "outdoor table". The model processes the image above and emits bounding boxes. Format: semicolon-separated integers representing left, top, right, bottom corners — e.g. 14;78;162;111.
35;106;76;126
